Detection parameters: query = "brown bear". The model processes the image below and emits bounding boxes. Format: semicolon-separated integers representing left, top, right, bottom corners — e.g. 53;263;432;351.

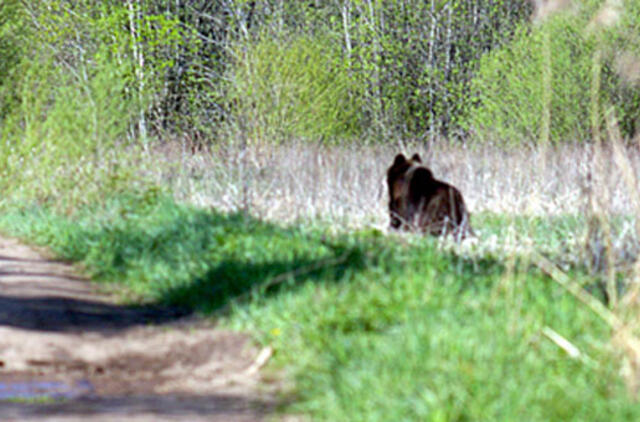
386;153;472;238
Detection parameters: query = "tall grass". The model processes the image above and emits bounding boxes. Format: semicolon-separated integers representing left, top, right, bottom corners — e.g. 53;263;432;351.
150;140;637;231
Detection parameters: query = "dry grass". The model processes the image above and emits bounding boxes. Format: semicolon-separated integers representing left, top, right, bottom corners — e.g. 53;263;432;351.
148;140;640;224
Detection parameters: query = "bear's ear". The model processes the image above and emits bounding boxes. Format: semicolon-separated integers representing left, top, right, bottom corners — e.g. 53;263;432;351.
411;153;422;163
393;153;407;166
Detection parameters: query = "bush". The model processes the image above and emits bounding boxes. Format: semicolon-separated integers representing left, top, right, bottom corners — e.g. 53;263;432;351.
0;2;151;206
2;1;536;147
601;0;640;139
0;0;26;125
243;1;532;141
230;34;361;143
470;14;595;144
469;1;640;145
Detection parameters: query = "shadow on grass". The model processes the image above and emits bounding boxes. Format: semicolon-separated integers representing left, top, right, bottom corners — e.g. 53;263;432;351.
33;204;373;315
160;241;368;314
1;198;523;320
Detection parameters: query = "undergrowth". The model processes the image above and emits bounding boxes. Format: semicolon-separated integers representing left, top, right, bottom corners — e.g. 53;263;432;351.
0;193;636;421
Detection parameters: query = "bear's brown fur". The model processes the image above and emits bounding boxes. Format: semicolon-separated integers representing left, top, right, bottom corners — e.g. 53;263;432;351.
386;153;472;238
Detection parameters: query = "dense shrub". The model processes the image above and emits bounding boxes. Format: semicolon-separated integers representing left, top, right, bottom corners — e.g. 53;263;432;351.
470;14;596;144
235;1;533;141
0;0;25;125
0;2;157;204
1;1;534;148
230;34;361;143
601;0;640;140
469;0;640;145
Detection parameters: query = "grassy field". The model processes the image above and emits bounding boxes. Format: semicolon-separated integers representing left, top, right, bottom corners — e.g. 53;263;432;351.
1;141;640;420
2;1;640;419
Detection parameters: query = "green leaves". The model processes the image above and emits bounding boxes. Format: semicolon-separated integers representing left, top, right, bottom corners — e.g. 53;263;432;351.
469;1;640;145
230;34;361;143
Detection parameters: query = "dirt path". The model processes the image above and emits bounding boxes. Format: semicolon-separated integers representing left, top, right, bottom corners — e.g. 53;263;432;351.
0;236;279;421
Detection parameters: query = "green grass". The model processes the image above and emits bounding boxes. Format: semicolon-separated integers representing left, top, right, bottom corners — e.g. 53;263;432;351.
0;192;637;421
3;396;61;404
0;192;371;311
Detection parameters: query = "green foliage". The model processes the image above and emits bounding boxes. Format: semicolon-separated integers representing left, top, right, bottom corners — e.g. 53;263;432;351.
601;0;640;139
0;0;26;124
469;1;640;145
231;34;361;143
470;14;597;144
0;47;137;204
12;0;640;148
345;0;532;139
236;1;532;140
0;1;185;206
1;0;536;149
0;195;637;420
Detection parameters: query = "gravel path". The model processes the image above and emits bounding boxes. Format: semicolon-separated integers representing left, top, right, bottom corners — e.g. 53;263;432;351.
0;236;277;421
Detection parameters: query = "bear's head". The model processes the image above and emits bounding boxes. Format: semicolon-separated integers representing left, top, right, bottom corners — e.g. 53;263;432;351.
386;153;434;229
